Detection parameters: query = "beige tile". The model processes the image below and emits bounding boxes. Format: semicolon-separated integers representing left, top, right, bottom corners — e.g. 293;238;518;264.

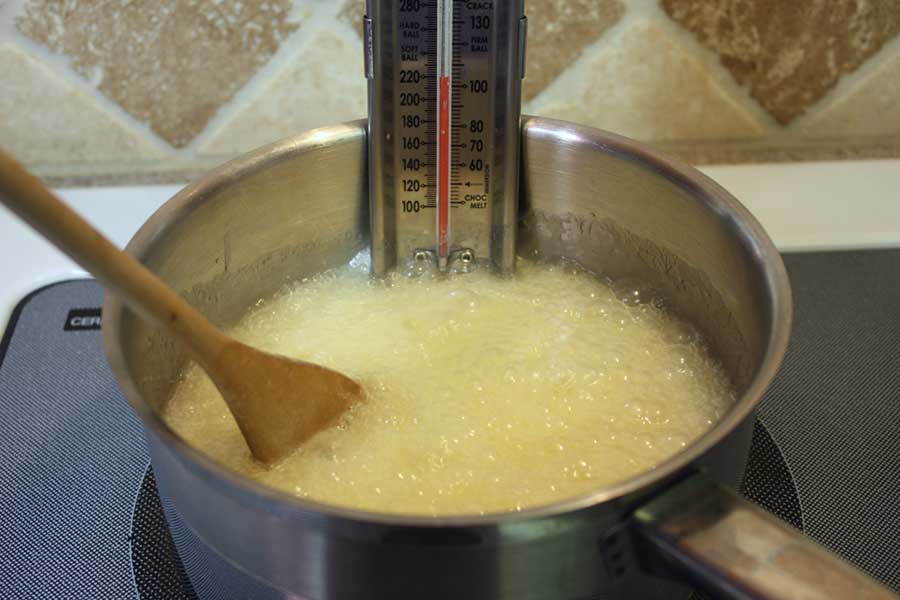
201;30;367;155
18;0;302;148
662;0;900;125
794;48;900;137
0;44;163;164
522;0;625;102
527;19;764;141
339;0;366;38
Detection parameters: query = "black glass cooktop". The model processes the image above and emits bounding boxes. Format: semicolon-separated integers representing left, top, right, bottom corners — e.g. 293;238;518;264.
1;248;898;599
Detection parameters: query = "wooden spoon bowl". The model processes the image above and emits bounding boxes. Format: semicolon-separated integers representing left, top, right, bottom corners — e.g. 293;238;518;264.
0;149;362;465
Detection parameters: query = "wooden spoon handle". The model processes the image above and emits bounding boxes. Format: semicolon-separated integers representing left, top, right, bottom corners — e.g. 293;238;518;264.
0;149;225;362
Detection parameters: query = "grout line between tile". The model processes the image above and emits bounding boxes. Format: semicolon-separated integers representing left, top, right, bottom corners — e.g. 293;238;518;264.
524;0;776;135
638;1;779;133
2;29;177;158
186;0;361;153
524;0;639;112
789;33;900;132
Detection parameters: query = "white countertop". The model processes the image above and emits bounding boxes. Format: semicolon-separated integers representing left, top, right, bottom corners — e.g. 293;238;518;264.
2;159;899;334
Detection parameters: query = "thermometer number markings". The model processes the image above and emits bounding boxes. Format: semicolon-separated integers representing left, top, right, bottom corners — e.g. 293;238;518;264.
394;0;494;253
371;0;522;274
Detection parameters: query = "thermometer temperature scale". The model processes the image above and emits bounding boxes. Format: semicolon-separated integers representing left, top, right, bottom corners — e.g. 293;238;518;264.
364;0;527;275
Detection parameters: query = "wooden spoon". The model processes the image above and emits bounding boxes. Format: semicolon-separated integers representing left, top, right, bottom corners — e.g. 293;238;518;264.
0;149;362;465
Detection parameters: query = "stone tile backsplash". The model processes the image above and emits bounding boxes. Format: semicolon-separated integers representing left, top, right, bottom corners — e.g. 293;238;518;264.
661;0;900;125
18;0;303;147
1;0;899;183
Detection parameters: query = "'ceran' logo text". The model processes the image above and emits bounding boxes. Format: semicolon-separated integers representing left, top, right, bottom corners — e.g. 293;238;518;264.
64;308;102;331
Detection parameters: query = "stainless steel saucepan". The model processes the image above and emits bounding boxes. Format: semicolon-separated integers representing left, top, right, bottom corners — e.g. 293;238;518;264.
103;117;895;600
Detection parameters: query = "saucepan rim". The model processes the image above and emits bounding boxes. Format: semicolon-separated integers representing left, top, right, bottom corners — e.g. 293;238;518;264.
102;116;792;528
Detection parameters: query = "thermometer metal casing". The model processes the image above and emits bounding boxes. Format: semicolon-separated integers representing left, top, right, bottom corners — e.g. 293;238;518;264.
365;0;526;275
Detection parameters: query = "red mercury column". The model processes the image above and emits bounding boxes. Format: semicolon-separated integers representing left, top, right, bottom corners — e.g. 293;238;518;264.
436;0;452;271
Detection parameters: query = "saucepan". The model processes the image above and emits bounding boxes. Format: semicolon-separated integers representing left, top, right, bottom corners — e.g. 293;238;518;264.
102;117;895;599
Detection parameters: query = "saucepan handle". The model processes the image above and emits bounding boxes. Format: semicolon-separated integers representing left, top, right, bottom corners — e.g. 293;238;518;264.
632;474;898;600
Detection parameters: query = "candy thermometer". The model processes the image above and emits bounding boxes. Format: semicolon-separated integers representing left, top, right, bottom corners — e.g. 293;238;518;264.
364;0;527;275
